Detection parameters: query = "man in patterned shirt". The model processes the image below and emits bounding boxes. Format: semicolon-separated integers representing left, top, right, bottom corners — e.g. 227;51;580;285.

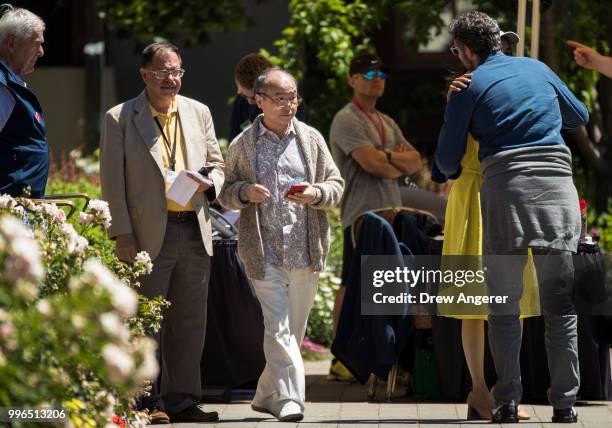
219;68;343;422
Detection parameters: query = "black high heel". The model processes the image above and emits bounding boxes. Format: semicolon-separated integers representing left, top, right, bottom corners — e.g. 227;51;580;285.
467;406;484;420
466;391;492;421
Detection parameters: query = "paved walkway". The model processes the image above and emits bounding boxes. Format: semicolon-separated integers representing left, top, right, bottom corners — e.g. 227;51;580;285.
167;358;612;427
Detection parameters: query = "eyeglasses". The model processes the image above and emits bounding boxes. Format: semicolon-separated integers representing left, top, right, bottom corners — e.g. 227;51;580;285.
450;46;460;56
257;92;302;106
148;68;185;79
362;69;388;80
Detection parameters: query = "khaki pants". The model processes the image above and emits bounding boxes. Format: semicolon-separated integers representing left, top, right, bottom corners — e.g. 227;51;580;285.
139;217;211;414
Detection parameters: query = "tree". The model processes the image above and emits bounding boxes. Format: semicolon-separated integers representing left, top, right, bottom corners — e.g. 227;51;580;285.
263;0;394;134
97;0;253;45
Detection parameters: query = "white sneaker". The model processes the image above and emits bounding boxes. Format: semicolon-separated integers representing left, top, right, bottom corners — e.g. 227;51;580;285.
278;401;304;422
251;403;275;417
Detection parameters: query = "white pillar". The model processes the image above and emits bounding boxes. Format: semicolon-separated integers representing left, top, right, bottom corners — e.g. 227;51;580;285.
517;0;527;57
531;0;541;59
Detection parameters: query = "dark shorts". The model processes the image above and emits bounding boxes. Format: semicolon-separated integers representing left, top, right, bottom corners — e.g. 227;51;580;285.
340;227;354;287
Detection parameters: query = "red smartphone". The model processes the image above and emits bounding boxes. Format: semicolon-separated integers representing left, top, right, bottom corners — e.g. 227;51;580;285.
286;183;309;196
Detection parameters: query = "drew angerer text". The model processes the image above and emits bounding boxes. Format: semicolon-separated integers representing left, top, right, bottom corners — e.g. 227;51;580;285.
372;292;508;305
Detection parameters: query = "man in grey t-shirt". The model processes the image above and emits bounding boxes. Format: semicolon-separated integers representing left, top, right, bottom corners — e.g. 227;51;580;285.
327;53;424;380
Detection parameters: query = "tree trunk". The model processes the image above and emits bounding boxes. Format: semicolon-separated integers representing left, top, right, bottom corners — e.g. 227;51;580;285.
540;1;558;73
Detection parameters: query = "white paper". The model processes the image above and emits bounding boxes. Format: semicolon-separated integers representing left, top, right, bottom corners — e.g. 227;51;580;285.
185;170;213;186
166;170;213;206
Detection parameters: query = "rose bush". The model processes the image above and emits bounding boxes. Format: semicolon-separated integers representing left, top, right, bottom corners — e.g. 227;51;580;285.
0;193;168;427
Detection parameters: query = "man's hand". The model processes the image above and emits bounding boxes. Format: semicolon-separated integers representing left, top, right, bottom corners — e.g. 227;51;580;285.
186;175;211;193
447;72;472;101
246;184;271;203
195;183;210;192
567;40;603;71
116;233;138;262
286;183;317;205
566;40;612;78
392;142;410;153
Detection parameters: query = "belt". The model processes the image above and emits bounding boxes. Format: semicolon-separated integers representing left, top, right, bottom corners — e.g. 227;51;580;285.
167;210;197;221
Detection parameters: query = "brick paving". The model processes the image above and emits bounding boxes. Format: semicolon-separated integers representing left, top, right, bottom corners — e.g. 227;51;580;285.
167;357;612;427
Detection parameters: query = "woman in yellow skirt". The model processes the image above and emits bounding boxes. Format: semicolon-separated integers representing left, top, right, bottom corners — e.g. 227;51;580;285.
436;135;539;421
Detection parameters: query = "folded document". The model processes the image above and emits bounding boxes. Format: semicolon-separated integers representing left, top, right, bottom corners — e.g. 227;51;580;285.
166;170;213;206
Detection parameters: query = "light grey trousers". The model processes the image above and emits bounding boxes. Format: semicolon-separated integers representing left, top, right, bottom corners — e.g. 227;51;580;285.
251;264;319;413
486;249;579;409
139;217;211;414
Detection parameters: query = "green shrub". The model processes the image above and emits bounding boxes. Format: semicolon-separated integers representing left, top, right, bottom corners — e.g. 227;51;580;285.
0;151;167;426
306;208;343;347
0;194;164;427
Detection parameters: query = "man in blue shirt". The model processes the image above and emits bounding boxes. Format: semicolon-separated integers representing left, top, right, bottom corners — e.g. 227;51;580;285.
435;11;588;424
0;5;47;198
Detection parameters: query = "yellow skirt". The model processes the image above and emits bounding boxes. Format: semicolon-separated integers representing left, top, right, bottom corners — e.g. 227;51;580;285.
437;138;539;319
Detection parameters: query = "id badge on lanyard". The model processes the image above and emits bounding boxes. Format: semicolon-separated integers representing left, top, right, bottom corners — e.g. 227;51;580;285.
165;168;178;185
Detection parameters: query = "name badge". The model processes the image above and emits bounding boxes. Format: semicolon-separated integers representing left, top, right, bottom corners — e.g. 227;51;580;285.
165;168;178;185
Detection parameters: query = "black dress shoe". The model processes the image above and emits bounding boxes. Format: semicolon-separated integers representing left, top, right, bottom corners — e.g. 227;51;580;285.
148;408;170;424
552;407;578;423
491;405;518;423
170;404;219;423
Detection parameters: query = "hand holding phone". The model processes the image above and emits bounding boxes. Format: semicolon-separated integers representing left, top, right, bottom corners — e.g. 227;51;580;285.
285;179;316;205
286;182;309;196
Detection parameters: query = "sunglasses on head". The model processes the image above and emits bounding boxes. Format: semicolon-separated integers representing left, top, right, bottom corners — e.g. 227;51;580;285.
362;69;388;80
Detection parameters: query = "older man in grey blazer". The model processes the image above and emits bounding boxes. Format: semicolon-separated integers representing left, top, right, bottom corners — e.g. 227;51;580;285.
100;42;224;424
219;68;343;422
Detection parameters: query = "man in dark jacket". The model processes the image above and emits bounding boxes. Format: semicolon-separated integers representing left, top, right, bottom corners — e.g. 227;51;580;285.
0;4;47;198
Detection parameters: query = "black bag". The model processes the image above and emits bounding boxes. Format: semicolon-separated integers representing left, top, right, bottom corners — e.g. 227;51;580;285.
573;243;609;304
410;329;442;400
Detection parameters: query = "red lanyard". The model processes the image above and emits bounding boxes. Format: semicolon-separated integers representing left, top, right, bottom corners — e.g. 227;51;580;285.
352;98;386;149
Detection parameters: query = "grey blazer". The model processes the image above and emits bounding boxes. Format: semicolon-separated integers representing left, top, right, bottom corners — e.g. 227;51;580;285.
100;91;225;259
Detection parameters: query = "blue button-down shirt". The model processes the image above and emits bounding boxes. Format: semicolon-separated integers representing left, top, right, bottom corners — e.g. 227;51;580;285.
435;51;589;177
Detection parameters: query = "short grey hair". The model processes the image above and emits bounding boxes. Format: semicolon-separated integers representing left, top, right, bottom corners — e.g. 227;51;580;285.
0;4;45;45
253;67;297;94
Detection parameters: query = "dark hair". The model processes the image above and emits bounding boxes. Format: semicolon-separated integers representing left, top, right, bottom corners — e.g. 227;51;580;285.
253;67;297;94
234;53;273;89
449;11;501;57
141;42;181;68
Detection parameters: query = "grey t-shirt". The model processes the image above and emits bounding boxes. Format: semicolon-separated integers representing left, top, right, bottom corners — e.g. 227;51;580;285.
330;102;413;228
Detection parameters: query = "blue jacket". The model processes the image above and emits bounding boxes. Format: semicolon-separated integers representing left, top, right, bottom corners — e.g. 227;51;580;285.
435;51;589;178
0;61;48;198
332;212;410;383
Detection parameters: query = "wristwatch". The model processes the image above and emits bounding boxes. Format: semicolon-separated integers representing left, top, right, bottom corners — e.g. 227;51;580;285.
385;148;393;162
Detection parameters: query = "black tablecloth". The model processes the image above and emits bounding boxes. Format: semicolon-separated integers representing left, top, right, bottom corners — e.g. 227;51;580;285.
200;240;265;388
432;315;612;402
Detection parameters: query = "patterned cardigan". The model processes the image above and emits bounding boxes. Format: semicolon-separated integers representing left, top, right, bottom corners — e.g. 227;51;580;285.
218;115;344;280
